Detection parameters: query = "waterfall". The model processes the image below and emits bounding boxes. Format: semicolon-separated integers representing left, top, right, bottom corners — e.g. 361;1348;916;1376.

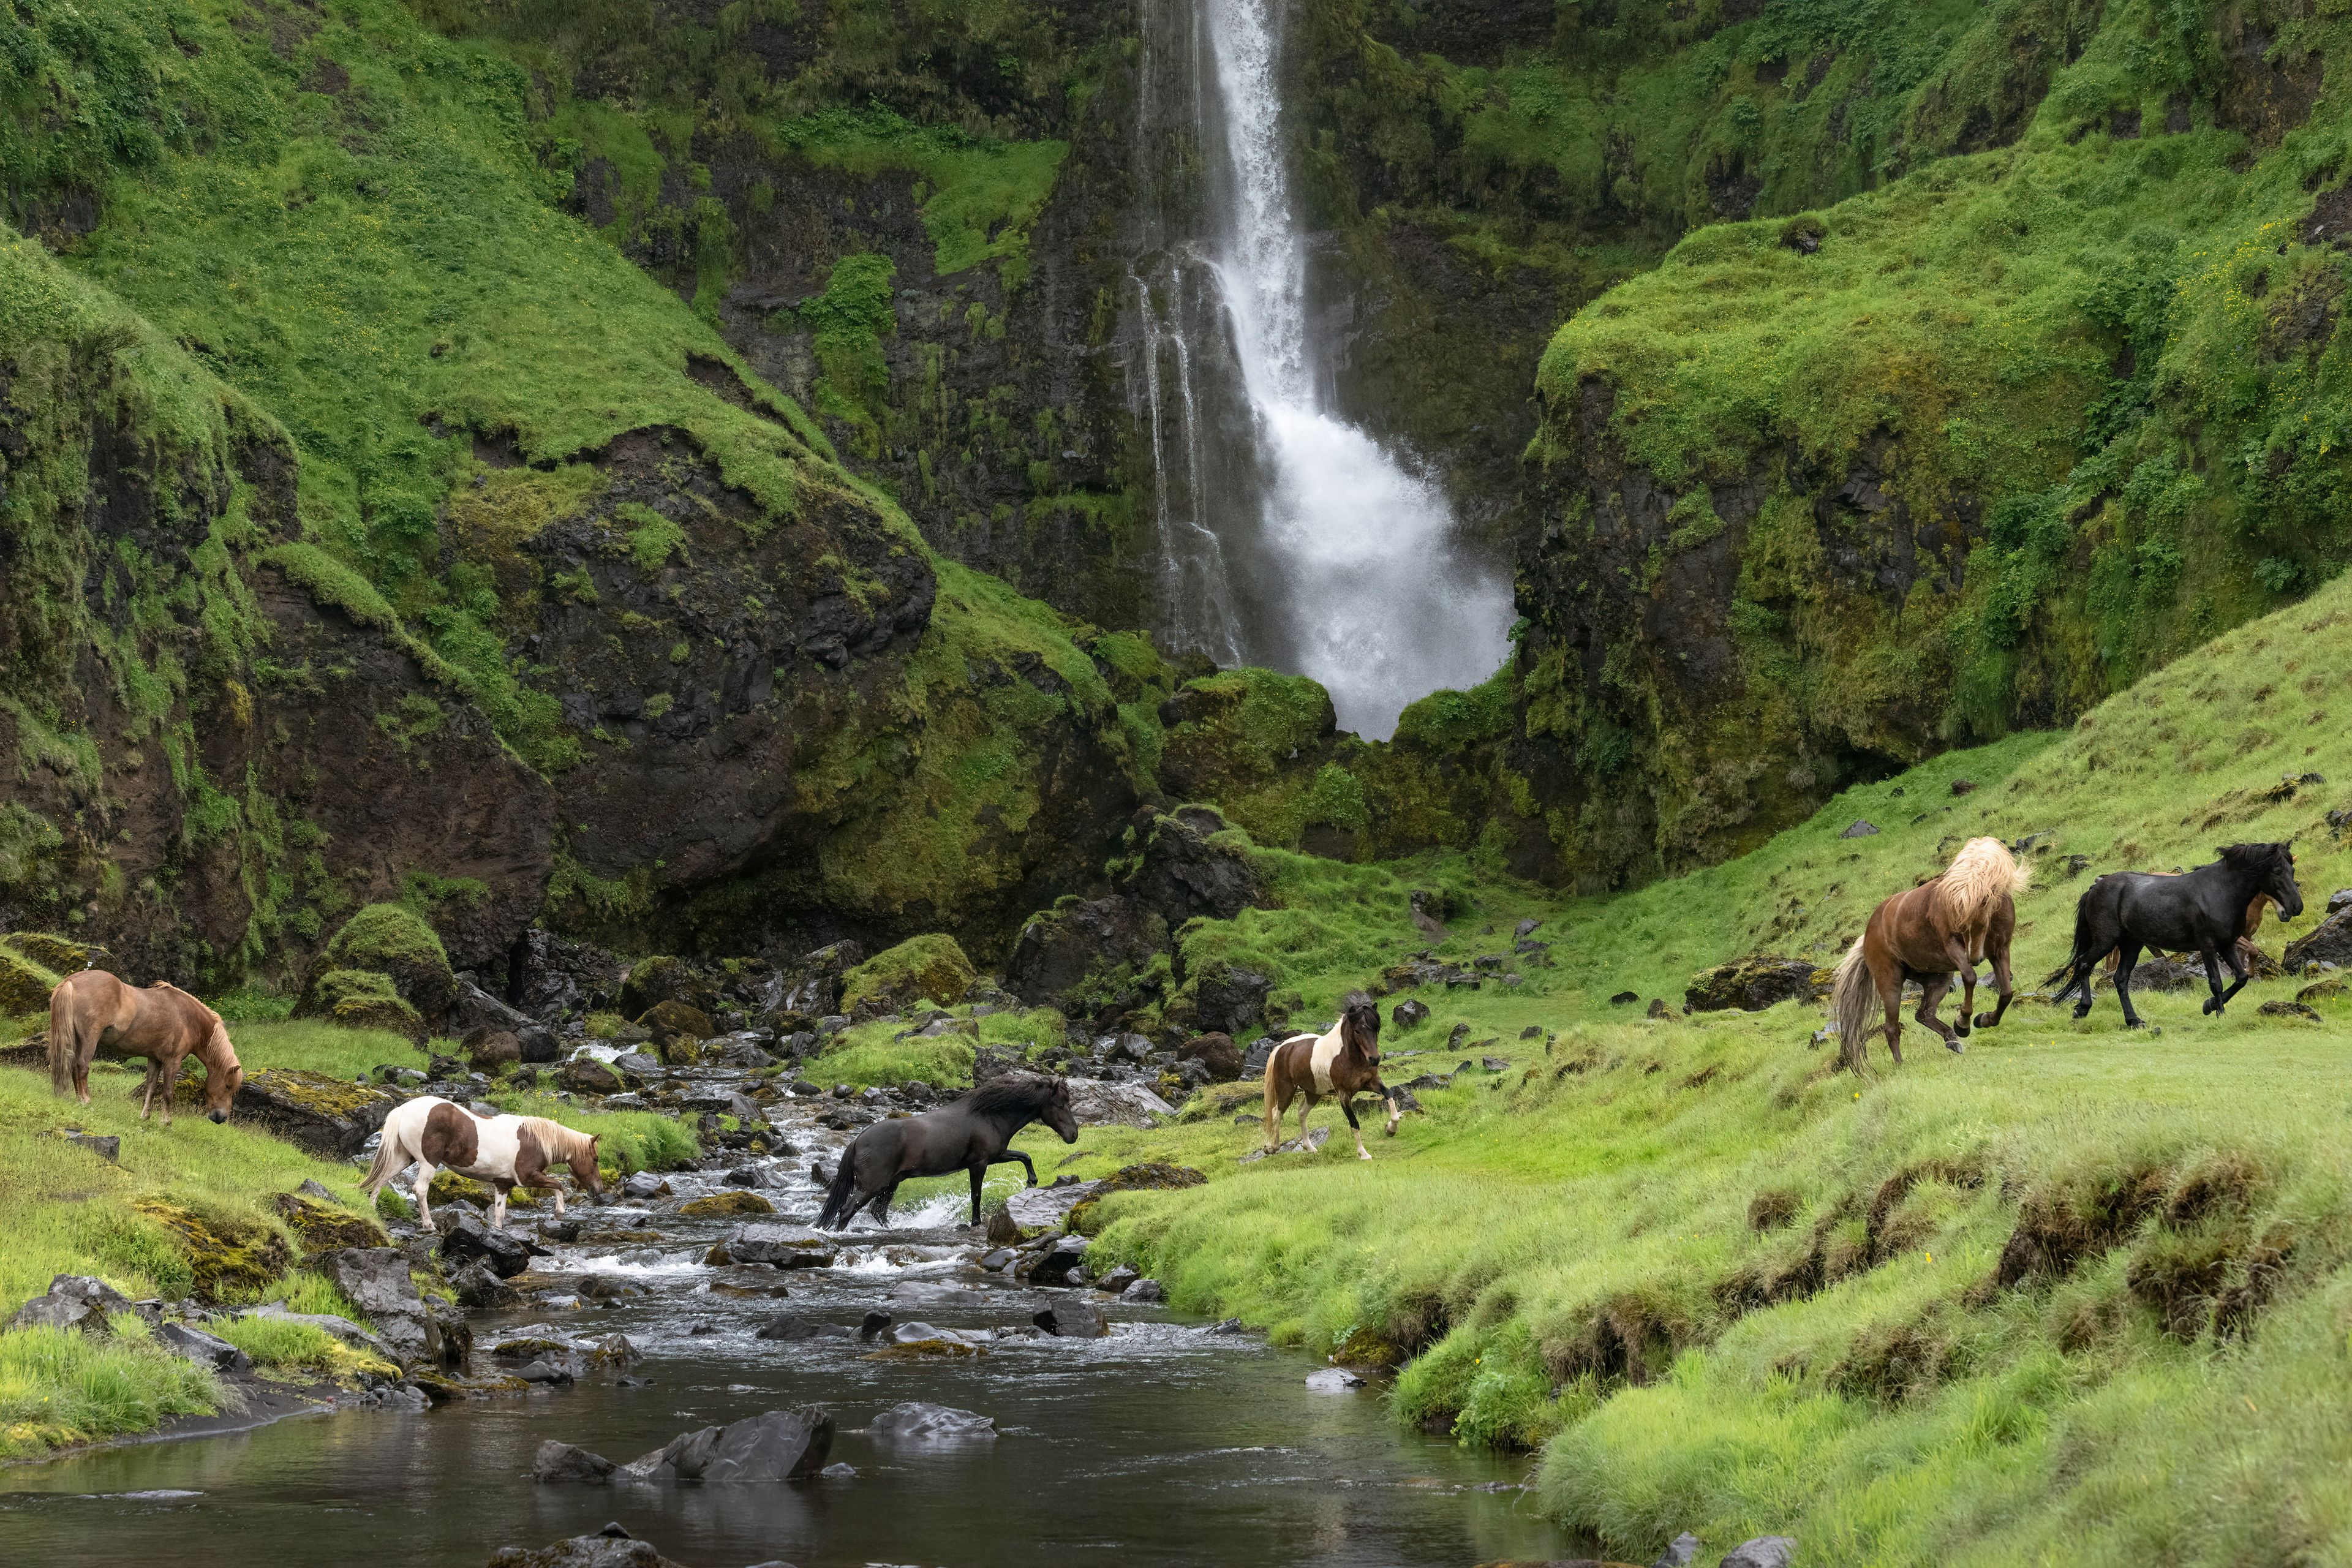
1128;0;1510;739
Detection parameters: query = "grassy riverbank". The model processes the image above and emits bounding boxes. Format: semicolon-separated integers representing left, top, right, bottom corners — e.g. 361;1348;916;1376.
1067;571;2352;1563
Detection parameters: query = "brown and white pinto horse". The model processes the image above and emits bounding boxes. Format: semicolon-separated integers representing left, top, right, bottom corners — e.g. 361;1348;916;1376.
1831;837;2030;1071
361;1096;602;1228
1261;992;1398;1160
48;970;244;1125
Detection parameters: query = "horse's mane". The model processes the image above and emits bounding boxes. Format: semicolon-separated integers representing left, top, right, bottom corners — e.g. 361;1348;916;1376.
959;1072;1067;1115
522;1115;595;1161
1934;837;2030;927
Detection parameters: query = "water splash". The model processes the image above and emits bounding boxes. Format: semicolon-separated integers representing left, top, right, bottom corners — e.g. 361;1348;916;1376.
1198;0;1512;737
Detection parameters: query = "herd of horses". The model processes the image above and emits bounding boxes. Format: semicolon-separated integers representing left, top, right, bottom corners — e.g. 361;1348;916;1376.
31;838;2311;1229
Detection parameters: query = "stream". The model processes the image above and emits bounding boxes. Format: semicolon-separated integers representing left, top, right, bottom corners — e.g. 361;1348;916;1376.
0;1065;1573;1567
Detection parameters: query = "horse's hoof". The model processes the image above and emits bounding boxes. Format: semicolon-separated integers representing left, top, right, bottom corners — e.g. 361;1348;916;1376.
1946;1039;1965;1054
1953;1026;1970;1039
1973;1014;1996;1028
2124;1019;2144;1029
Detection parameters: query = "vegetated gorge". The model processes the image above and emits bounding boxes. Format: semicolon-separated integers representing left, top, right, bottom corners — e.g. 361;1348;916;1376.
12;0;2352;1563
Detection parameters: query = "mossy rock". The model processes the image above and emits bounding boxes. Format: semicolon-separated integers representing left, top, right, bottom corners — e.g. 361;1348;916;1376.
677;1191;774;1218
1329;1324;1402;1369
5;932;95;973
428;1170;540;1210
620;956;720;1016
0;946;61;1016
303;970;429;1044
840;935;976;1015
1099;1160;1207;1193
272;1192;392;1255
637;998;715;1047
1684;954;1826;1013
130;1199;293;1303
236;1069;401;1158
311;905;455;1022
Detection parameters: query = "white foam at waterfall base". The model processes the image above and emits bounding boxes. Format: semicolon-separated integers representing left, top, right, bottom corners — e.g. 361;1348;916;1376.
1261;404;1513;736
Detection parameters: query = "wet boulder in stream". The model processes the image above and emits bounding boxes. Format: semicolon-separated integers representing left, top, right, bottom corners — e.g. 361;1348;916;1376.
1032;1298;1107;1338
439;1212;537;1278
486;1529;684;1568
619;1406;835;1481
869;1401;997;1441
720;1223;839;1269
531;1440;616;1483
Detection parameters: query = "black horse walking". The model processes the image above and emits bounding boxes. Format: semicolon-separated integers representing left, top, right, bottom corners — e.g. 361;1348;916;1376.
2054;843;2304;1027
816;1073;1080;1229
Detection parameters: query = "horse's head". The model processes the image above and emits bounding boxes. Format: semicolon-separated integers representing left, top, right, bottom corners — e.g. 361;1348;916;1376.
1041;1077;1080;1144
1340;990;1381;1062
576;1133;606;1198
202;1022;243;1124
2223;842;2304;921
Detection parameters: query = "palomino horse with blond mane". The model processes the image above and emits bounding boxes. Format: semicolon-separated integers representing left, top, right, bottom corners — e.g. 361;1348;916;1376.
48;970;244;1125
1262;991;1398;1160
1831;837;2031;1071
362;1096;602;1228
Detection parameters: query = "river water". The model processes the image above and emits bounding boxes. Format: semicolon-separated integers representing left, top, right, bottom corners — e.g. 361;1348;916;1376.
0;1082;1571;1568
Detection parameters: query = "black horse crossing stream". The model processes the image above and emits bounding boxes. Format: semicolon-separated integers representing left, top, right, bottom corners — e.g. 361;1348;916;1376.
0;1076;1573;1567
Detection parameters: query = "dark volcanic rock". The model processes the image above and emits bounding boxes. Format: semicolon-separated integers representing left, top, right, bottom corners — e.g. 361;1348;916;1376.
487;1531;684;1568
1114;809;1267;927
558;1056;625;1095
157;1321;252;1373
1032;1298;1107;1338
439;1212;535;1279
1176;1031;1243;1082
1005;895;1169;1017
619;1407;834;1481
2286;910;2352;969
233;1071;398;1158
533;1441;617;1483
1188;961;1272;1038
1390;998;1430;1031
869;1401;997;1441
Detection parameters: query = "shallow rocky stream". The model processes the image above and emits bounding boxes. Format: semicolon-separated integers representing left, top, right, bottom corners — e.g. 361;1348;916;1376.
0;1058;1573;1566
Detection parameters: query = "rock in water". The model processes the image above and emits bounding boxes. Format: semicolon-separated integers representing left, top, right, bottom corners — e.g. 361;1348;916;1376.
1120;1278;1166;1303
1719;1539;1796;1568
1304;1367;1365;1392
440;1212;535;1278
723;1223;838;1268
619;1407;834;1481
1003;1181;1102;1232
486;1536;685;1568
868;1401;997;1441
1025;1235;1091;1286
1032;1299;1107;1338
450;1260;520;1310
533;1441;617;1483
1650;1534;1702;1568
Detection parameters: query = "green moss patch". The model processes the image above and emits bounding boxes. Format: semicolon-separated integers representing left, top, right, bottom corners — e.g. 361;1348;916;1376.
840;934;978;1015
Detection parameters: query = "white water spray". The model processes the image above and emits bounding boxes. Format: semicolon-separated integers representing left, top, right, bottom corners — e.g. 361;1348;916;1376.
1199;0;1512;738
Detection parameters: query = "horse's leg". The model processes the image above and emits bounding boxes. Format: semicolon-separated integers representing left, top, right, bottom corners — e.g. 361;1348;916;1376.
2208;943;2253;1014
1263;1075;1289;1153
138;1057;160;1121
1945;937;1977;1039
1295;1090;1317;1145
866;1182;898;1229
968;1164;986;1226
1014;1150;1038;1187
1977;943;2016;1029
1914;974;1961;1052
1875;967;1904;1066
1340;1096;1370;1161
2114;942;2145;1028
489;1181;511;1231
156;1049;179;1126
413;1159;437;1229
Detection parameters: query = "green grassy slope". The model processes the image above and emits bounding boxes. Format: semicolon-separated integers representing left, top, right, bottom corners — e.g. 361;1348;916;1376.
1063;555;2352;1564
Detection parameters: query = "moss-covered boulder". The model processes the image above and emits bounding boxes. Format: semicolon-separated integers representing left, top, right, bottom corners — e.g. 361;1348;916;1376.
236;1069;400;1157
0;945;61;1016
840;935;976;1016
1684;955;1827;1014
273;1191;392;1256
636;998;715;1047
131;1199;293;1302
6;932;97;974
619;956;720;1017
677;1190;774;1218
427;1170;539;1210
296;969;428;1044
309;906;456;1023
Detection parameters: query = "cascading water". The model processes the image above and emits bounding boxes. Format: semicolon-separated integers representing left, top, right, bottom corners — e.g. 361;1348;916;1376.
1194;0;1513;739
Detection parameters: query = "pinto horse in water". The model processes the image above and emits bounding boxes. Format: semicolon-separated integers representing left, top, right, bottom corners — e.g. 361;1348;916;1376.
48;971;244;1125
1262;991;1398;1159
2054;843;2304;1027
363;1096;602;1228
1831;837;2031;1072
816;1073;1080;1229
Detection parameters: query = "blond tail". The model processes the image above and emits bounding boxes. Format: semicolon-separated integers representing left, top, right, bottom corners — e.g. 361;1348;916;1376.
360;1121;404;1195
1831;937;1877;1076
1261;1046;1283;1148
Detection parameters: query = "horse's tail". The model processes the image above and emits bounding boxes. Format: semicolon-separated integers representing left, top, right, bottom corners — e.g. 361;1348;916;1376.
815;1134;862;1229
1936;837;2028;932
360;1110;407;1195
46;975;75;1095
2051;886;2102;1003
1261;1041;1283;1147
1831;937;1875;1076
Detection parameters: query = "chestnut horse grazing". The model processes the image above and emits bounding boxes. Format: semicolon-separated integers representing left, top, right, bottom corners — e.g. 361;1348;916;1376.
1831;837;2031;1072
362;1096;602;1228
1262;991;1397;1160
48;970;244;1125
